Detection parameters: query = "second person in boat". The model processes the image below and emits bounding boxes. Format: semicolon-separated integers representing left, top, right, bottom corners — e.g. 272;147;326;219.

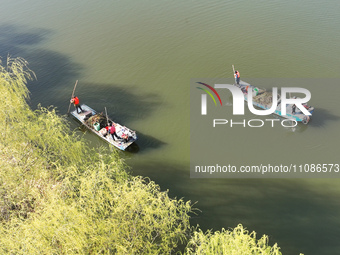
108;123;121;141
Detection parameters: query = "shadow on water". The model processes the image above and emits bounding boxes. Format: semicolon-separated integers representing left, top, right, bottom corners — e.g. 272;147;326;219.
0;24;83;109
131;131;166;153
309;107;340;128
134;160;340;255
0;24;50;50
77;82;162;125
0;24;166;152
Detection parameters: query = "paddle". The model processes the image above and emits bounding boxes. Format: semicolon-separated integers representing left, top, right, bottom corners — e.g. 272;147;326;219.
67;80;78;114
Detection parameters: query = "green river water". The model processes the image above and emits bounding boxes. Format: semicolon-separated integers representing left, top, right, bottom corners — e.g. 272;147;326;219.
1;1;340;254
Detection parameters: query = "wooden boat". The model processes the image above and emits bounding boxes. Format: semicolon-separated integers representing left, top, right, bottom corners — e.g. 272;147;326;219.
71;104;137;150
235;80;314;124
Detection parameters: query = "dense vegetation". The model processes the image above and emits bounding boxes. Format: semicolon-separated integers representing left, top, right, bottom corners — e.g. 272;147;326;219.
0;57;295;254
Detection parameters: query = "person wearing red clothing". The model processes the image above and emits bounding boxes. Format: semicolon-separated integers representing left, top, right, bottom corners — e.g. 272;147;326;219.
234;70;240;85
70;96;83;114
109;123;121;141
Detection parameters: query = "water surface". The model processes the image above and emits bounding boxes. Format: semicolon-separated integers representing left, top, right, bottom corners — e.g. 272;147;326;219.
1;1;340;254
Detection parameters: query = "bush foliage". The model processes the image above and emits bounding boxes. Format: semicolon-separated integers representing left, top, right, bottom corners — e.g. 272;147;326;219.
185;225;284;255
0;57;292;254
0;57;191;254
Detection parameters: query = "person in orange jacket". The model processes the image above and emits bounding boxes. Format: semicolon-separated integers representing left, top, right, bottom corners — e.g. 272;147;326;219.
234;70;240;85
70;96;83;114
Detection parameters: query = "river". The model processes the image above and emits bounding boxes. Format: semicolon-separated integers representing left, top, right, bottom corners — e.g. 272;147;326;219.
1;1;340;254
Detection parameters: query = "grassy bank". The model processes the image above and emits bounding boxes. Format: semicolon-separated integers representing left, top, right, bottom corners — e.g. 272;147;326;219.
0;57;292;254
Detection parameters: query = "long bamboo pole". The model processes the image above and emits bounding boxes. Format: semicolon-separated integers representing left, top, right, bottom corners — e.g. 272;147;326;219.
232;65;236;85
67;80;78;114
105;107;109;126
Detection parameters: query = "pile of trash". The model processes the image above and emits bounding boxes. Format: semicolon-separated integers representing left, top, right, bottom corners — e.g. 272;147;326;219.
84;113;107;130
252;91;274;106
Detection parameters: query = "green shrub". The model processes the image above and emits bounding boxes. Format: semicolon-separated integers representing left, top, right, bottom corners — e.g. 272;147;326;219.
185;224;282;255
0;57;192;254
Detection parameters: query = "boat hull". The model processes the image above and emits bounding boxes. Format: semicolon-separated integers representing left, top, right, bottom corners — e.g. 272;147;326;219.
235;81;313;124
71;104;137;150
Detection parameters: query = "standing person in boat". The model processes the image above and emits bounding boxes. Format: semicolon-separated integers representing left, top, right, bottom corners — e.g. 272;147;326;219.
291;96;297;114
70;96;83;114
109;123;121;141
234;70;240;85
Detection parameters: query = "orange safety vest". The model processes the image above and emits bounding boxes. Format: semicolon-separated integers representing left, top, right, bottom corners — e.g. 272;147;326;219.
234;71;240;78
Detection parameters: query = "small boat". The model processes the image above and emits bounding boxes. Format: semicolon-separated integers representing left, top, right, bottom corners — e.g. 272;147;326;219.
71;104;137;150
235;81;314;124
